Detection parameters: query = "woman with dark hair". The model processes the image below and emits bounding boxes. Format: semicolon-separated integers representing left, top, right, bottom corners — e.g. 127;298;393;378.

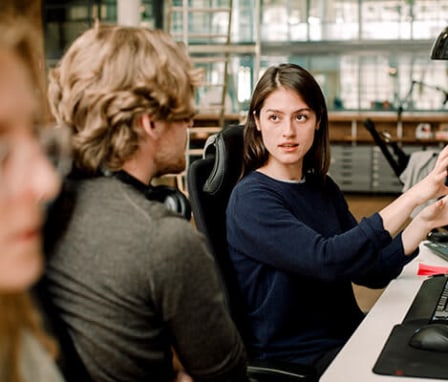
226;63;448;376
242;63;330;181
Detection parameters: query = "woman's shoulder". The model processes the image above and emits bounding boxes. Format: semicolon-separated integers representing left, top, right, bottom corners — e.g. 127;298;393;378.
237;171;337;191
304;172;341;190
233;171;278;196
324;175;347;200
322;174;342;191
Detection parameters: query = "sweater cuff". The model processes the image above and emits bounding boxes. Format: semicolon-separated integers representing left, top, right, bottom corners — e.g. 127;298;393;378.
359;212;393;250
388;232;420;266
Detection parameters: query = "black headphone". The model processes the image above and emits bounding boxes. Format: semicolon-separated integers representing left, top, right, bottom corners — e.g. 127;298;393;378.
113;170;191;220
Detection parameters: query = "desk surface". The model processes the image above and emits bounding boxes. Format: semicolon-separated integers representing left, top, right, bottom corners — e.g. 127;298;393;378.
321;243;448;382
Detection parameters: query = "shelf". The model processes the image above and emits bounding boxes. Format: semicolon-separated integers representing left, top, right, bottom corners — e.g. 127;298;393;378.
328;112;448;144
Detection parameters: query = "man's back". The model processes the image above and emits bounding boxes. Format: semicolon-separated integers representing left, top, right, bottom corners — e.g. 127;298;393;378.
44;176;247;382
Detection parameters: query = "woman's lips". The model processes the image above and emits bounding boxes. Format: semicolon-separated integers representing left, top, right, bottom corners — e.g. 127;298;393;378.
279;143;299;151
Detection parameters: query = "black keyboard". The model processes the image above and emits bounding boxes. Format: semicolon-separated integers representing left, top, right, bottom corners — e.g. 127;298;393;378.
432;277;448;323
403;275;448;325
424;241;448;263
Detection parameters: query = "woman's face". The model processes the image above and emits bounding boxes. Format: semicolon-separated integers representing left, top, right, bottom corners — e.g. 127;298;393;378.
255;86;318;180
0;50;60;291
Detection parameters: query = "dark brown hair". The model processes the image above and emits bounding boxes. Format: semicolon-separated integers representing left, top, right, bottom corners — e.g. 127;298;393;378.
242;63;330;183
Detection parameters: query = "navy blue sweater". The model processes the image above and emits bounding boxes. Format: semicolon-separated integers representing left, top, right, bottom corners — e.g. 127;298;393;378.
226;171;417;365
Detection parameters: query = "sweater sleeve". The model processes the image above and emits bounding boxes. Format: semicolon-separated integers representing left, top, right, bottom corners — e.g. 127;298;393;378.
329;179;418;288
149;217;247;382
226;177;412;285
352;232;418;288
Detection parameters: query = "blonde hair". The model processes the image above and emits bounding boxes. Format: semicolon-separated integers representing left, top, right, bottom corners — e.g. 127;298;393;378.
48;24;202;173
0;17;58;382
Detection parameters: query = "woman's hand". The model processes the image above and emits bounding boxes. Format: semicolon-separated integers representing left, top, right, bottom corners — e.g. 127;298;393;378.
407;145;448;205
402;196;448;254
380;146;448;237
418;196;448;227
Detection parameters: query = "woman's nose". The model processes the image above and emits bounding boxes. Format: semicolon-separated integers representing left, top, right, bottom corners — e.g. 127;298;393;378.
32;149;61;204
282;120;295;136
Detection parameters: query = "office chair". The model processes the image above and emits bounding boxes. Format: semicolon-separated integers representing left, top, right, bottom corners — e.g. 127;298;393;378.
187;124;318;382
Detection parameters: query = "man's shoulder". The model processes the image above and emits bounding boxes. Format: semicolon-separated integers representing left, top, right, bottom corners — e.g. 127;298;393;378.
63;174;206;246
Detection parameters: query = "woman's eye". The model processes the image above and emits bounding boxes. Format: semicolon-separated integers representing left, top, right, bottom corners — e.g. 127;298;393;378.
268;114;278;121
296;114;308;121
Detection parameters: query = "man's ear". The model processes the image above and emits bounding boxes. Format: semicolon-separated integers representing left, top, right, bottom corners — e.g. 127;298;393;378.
139;113;157;138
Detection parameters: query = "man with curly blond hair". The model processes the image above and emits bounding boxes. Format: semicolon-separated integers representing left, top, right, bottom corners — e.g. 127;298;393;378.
42;24;247;382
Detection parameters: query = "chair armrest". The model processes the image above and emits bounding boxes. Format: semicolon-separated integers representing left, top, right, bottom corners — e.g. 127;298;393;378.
247;359;317;382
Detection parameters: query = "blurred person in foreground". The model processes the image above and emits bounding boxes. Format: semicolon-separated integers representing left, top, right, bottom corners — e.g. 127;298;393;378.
0;18;63;382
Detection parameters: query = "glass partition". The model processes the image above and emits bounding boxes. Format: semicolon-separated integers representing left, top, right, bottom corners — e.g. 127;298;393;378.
309;0;359;40
42;0;448;112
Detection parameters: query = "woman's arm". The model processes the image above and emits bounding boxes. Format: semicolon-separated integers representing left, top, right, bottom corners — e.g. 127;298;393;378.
227;180;391;282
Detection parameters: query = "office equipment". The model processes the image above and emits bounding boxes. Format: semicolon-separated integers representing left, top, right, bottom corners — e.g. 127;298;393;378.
321;246;448;382
403;275;448;324
427;230;448;243
373;275;448;379
363;118;409;178
409;323;448;352
424;241;448;262
431;26;448;60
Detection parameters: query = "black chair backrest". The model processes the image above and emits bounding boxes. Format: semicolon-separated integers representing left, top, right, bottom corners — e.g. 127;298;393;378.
187;124;250;342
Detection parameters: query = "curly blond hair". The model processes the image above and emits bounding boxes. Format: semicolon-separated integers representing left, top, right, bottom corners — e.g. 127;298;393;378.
48;24;202;173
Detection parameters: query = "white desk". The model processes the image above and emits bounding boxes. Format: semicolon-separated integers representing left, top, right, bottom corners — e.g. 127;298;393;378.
321;243;448;382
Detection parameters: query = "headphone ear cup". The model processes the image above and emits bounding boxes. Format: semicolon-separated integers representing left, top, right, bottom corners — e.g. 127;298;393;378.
163;189;191;221
146;185;191;220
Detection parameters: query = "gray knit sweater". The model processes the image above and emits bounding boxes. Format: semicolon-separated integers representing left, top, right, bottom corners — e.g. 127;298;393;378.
44;176;247;382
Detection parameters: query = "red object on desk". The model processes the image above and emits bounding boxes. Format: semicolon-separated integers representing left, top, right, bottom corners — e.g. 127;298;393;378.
417;262;448;276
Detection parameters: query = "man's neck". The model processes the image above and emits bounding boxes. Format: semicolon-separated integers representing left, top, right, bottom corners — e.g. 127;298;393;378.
112;170;149;194
121;160;153;186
